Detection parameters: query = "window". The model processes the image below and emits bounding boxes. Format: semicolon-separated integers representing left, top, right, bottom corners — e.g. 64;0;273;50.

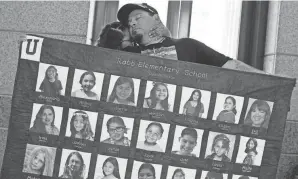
189;0;242;59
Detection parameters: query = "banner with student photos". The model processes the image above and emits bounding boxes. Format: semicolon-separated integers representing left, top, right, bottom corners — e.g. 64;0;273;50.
0;35;296;179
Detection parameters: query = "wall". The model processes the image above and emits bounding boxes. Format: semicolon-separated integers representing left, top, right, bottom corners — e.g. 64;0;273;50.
0;1;90;173
264;1;298;178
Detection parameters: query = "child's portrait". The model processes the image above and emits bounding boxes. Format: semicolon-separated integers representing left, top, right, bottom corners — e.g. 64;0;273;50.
94;155;127;179
171;126;204;157
107;75;140;106
29;103;63;135
23;144;56;177
179;87;211;119
143;81;176;112
200;170;228;179
136;120;170;152
236;136;266;166
131;161;162;179
244;98;274;129
71;69;104;101
35;63;68;96
232;175;258;179
213;93;244;124
65;109;98;141
58;149;91;179
167;166;197;179
100;114;134;147
205;132;236;162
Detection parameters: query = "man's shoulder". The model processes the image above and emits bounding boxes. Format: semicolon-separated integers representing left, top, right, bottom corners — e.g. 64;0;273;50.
172;37;204;46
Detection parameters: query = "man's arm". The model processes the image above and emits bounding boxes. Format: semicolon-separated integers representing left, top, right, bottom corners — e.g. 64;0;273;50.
222;60;267;74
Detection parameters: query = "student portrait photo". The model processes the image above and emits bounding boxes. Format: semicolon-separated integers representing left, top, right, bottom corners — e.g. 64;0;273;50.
100;114;134;146
167;166;197;179
136;120;170;152
71;69;104;101
232;175;258;179
35;63;68;96
131;161;162;179
29;103;63;135
179;87;211;119
171;125;204;157
59;149;91;179
143;81;176;112
94;154;128;179
201;170;228;179
236;136;266;166
107;75;140;106
244;98;274;129
205;132;236;162
23;144;56;177
65;108;98;141
212;93;244;124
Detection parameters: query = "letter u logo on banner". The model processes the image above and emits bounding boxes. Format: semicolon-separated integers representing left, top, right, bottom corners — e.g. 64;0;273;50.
26;39;39;55
21;35;44;62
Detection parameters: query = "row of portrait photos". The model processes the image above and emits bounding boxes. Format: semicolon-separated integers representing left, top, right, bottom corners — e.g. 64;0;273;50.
29;104;266;166
23;143;259;179
36;63;274;128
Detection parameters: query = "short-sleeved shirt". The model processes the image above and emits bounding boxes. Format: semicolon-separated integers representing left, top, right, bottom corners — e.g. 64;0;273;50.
216;110;236;123
137;141;163;152
39;79;62;96
183;101;204;117
139;37;232;67
72;89;100;101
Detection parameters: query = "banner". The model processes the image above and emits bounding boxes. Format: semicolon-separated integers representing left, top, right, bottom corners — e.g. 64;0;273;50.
0;35;295;179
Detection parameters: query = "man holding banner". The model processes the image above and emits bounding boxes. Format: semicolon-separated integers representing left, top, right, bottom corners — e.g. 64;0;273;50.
117;3;265;73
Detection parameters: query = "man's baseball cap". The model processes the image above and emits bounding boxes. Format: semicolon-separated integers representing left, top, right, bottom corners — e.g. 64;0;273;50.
117;3;158;25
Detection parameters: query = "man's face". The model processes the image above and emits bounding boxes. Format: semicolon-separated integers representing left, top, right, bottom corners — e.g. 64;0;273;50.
128;9;157;42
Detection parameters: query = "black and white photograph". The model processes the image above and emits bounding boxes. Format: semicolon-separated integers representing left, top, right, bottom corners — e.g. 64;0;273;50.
94;154;128;179
205;131;236;162
136;120;170;152
107;75;140;106
179;87;211;119
65;108;98;141
131;161;162;179
171;125;204;157
244;98;274;129
58;149;91;179
143;80;176;112
236;136;266;166
212;93;244;124
167;166;196;179
71;69;105;101
232;174;258;179
23;144;56;177
100;114;134;147
200;170;228;179
35;63;69;96
29;103;63;135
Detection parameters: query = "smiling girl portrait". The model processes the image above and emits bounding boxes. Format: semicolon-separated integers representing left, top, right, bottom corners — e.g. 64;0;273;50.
69;111;94;140
23;144;56;176
95;155;128;179
108;75;140;106
72;70;104;101
182;89;204;117
36;63;68;96
213;94;244;124
144;81;176;112
244;99;273;129
29;104;62;135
